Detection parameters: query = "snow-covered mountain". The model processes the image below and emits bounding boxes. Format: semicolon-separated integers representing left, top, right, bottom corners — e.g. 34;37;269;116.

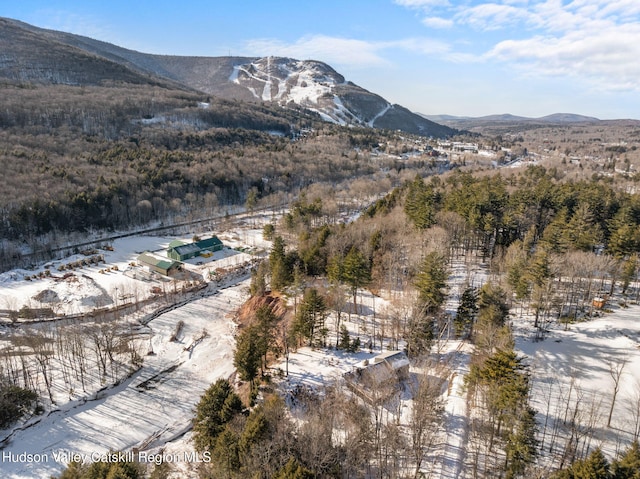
0;17;455;138
228;57;386;125
161;55;454;136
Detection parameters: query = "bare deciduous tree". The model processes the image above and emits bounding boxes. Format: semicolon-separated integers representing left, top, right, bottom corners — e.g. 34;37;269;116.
607;356;627;428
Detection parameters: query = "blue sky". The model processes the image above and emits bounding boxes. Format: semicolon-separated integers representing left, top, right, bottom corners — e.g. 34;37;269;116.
2;0;640;119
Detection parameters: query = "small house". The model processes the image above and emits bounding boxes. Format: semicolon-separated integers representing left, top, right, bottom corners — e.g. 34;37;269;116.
344;350;410;403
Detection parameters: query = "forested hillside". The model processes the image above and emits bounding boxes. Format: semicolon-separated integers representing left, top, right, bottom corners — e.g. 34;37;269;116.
0;79;432;272
166;164;640;478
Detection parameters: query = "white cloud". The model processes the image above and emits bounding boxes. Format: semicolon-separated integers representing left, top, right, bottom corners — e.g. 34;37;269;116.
487;23;640;91
571;0;640;19
243;35;452;68
393;0;450;9
244;35;391;68
421;16;454;28
393;0;640;93
455;3;534;30
390;37;452;55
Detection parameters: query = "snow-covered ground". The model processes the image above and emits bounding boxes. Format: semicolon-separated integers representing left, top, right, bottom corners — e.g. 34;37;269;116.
515;306;640;464
3;217;640;478
1;282;248;479
0;225;270;319
268;258;490;479
0;225;270;478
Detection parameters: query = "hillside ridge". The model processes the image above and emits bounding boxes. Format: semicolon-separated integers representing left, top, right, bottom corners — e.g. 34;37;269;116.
0;16;454;138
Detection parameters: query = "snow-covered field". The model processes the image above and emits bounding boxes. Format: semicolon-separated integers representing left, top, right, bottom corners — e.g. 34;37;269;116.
0;223;270;318
0;225;272;478
516;306;640;464
2;287;246;479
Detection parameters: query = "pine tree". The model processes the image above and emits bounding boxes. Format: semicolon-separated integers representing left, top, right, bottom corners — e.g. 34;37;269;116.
57;460;86;479
404;174;435;230
249;261;267;297
611;440;640;479
571;448;610;479
505;239;530;300
466;347;531;454
193;379;244;452
342;246;371;315
477;282;510;327
607;208;640;259
455;285;478;338
414;251;448;315
406;316;433;358
270;236;290;292
293;288;328;346
338;324;352;351
564;204;603;252
273;457;314;479
505;406;538;479
540;208;571;254
212;428;241;477
620;254;638;295
234;326;263;387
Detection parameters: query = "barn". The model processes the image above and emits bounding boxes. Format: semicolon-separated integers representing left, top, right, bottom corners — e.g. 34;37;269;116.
167;236;224;261
137;252;181;276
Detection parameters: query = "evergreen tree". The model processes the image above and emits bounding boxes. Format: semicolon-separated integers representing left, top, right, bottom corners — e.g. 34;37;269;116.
611;441;640;479
212;427;241;477
270;236;290;292
467;347;531;455
540;209;571;254
607;208;640;259
0;380;38;429
406;316;433;359
57;460;86;479
56;458;142;479
564;204;604;252
505;239;531;300
571;448;610;479
414;251;448;315
254;305;278;370
505;406;538;479
326;254;344;286
608;223;639;259
273;457;314;479
193;379;244;452
233;325;263;387
249;261;267;297
293;288;328;346
621;254;638;295
478;282;510;327
245;187;259;215
338;324;352;351
342;246;371;315
404;174;435;230
526;247;551;288
238;407;269;456
263;222;275;241
455;285;478;338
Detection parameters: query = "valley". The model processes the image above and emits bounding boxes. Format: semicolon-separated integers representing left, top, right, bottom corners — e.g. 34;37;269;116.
2;14;640;479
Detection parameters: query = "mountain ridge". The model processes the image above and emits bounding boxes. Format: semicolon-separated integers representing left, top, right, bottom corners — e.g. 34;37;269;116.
0;17;455;138
421;112;603;127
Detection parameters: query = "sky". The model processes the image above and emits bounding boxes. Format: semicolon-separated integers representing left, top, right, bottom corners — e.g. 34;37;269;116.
2;0;640;119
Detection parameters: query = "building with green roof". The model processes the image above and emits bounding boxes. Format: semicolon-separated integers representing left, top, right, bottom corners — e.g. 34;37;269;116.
137;253;181;276
167;236;224;261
